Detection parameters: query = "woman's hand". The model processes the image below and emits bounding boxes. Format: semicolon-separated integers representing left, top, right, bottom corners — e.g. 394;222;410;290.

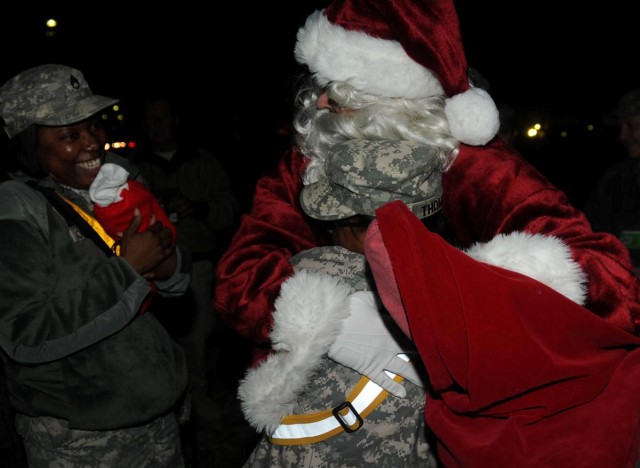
119;209;176;279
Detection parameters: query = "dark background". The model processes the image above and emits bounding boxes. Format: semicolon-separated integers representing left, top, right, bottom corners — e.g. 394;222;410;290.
0;3;636;466
0;1;635;208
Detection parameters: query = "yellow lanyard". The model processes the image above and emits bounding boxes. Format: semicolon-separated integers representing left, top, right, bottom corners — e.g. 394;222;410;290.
57;194;121;255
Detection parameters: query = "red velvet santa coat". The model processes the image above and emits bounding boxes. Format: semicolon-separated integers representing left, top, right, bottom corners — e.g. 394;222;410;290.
214;138;640;365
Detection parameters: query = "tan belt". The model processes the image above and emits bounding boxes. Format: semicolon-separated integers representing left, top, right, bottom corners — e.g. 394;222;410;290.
269;356;407;445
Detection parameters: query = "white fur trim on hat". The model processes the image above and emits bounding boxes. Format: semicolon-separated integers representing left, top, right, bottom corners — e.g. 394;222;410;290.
295;10;444;99
445;87;501;146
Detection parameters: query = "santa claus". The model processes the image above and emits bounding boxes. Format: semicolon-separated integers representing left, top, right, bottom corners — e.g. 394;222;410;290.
215;0;640;465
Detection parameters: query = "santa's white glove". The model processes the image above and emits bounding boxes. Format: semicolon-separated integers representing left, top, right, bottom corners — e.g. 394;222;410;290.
327;290;425;398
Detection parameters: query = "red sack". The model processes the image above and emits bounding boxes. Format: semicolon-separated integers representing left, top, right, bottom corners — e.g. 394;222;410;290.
365;201;640;468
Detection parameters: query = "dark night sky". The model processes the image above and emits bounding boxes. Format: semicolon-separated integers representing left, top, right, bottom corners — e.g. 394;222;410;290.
1;2;634;116
0;2;635;207
457;2;635;115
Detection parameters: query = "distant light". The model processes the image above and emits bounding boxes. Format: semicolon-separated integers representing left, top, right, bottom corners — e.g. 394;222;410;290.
526;128;538;138
104;141;136;152
560;131;567;138
534;123;541;130
45;18;57;38
117;114;124;121
587;124;594;131
112;105;120;112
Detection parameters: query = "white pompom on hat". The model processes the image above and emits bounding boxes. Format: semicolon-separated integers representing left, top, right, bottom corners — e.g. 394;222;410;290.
294;0;500;146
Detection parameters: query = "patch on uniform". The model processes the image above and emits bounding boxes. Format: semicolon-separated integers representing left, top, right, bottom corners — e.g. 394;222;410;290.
68;225;85;242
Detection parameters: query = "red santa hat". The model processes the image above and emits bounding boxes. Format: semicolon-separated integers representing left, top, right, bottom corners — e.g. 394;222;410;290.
294;0;500;146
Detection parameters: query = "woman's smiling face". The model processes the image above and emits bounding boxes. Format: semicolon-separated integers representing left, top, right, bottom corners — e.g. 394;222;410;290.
35;116;107;189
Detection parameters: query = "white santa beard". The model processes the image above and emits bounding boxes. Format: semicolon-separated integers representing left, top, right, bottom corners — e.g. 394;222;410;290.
296;93;457;185
298;105;415;185
299;111;353;185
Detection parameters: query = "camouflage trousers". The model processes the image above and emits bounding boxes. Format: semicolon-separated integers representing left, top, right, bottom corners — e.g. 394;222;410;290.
15;411;185;468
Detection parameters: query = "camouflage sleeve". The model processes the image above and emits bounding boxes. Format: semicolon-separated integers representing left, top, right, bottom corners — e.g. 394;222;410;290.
291;246;374;293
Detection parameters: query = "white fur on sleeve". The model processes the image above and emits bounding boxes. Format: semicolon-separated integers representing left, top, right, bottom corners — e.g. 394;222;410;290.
237;270;352;434
464;232;588;305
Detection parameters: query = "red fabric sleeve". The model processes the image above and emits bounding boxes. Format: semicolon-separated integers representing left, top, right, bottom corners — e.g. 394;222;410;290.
443;138;640;333
374;201;640;467
213;150;329;362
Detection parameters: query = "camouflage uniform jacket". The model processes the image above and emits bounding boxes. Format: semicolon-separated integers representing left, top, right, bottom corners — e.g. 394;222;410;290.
238;246;437;467
0;154;190;430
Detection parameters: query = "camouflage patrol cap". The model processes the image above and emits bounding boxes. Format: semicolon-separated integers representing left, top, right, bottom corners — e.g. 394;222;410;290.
604;88;640;125
0;64;119;138
301;139;443;221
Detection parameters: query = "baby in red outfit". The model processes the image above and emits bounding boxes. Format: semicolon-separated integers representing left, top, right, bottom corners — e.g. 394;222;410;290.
89;163;176;242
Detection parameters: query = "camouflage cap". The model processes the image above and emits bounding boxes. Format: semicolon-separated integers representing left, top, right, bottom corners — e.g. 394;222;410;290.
0;64;119;138
604;88;640;125
301;139;443;221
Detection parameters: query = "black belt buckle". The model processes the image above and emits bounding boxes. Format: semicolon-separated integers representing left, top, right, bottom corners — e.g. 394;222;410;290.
332;401;363;433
